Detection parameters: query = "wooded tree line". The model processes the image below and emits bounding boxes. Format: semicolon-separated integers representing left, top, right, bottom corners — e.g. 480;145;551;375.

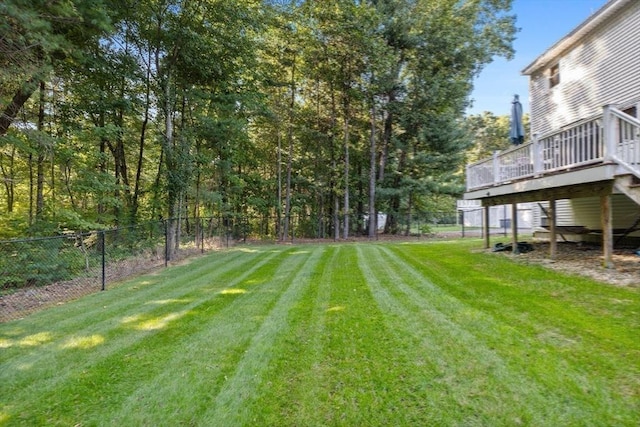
0;0;516;243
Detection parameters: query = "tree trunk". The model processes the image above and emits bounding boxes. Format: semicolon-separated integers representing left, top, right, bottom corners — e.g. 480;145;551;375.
343;114;350;239
0;77;39;137
378;91;395;182
276;121;283;240
368;102;377;238
404;191;412;236
132;48;153;221
164;75;177;259
283;54;296;241
0;146;16;212
35;81;46;221
97;110;107;219
330;86;339;241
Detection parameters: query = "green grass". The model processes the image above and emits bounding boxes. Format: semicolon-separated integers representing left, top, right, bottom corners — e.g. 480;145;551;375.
1;240;638;426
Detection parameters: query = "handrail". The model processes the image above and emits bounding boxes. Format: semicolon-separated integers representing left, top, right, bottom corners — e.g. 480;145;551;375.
611;107;640;178
611;107;640;127
465;105;640;191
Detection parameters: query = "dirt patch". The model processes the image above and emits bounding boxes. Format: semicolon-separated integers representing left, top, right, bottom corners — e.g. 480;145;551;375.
0;244;220;322
491;241;640;287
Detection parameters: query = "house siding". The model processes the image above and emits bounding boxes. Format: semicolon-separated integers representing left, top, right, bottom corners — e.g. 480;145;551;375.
534;195;640;239
572;195;640;232
457;202;534;229
528;0;640;137
534;200;575;227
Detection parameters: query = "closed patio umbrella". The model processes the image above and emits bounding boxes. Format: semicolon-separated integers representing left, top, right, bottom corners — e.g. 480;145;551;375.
510;94;525;145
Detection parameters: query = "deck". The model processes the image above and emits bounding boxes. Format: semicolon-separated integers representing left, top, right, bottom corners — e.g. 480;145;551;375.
463;106;640;265
464;106;640;205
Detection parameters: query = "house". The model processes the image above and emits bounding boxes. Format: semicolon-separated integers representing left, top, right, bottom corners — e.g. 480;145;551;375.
457;200;533;230
464;0;640;266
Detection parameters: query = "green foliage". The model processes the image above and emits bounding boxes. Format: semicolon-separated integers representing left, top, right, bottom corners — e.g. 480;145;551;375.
0;0;517;240
0;238;73;289
465;111;531;163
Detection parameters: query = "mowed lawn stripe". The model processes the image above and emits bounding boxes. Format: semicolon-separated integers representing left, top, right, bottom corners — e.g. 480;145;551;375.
356;244;546;425
387;242;640;418
382;242;639;424
0;248;275;385
253;245;437;425
7;249;249;334
0;241;638;426
0;247;293;425
102;245;317;426
202;245;327;425
0;248;253;369
241;244;347;425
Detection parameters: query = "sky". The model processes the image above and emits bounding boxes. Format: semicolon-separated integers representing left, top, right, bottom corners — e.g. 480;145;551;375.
467;0;610;116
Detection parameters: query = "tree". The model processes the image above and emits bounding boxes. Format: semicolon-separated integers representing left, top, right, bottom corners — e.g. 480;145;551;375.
0;0;114;136
371;0;517;233
0;0;518;241
465;111;530;163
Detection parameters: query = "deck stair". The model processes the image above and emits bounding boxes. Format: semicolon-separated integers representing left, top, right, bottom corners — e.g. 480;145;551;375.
614;174;640;206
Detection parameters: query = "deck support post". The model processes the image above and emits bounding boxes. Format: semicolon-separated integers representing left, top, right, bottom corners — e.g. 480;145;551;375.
549;199;557;260
483;205;490;249
511;203;519;254
601;192;614;269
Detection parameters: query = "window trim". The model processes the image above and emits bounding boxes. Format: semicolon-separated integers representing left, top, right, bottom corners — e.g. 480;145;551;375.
549;63;560;88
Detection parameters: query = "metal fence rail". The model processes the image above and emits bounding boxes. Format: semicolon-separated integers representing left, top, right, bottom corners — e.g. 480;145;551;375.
0;212;465;322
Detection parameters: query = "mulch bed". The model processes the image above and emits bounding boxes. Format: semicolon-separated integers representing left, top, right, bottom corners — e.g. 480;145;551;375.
492;241;640;287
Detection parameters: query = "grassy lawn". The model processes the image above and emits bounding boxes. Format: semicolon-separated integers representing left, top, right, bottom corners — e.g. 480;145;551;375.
1;240;638;426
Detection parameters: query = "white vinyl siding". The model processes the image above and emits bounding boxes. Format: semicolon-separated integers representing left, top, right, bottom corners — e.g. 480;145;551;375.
458;203;534;229
533;200;574;227
571;195;640;233
534;195;640;239
529;1;640;136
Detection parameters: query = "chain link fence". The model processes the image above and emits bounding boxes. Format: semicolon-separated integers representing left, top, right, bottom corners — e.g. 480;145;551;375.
1;211;480;322
0;217;233;322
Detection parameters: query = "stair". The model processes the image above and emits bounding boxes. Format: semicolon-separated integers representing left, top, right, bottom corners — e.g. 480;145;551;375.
615;174;640;206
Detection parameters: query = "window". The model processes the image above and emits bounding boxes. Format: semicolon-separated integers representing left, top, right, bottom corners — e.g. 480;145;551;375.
549;64;560;88
622;106;637;118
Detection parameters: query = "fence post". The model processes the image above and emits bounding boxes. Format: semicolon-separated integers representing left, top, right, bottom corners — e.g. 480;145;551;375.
164;219;168;267
101;231;106;291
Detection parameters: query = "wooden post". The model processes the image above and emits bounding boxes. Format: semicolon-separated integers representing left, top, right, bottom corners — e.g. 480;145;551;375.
511;203;519;254
484;205;490;249
549;199;556;260
601;192;614;269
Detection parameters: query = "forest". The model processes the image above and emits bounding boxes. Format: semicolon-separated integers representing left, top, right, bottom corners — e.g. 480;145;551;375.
0;0;518;243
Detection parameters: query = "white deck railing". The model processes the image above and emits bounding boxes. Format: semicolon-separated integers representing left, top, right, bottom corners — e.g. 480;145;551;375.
466;106;640;191
610;108;640;174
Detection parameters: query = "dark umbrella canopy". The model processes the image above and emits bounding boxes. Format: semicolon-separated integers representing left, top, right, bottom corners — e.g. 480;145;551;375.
510;94;525;145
